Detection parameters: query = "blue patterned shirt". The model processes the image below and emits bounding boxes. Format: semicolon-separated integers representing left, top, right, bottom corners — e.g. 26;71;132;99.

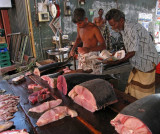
121;20;160;72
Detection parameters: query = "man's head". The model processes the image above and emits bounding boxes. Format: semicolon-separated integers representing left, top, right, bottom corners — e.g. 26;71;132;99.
98;8;104;16
72;8;86;23
72;8;88;28
105;9;125;32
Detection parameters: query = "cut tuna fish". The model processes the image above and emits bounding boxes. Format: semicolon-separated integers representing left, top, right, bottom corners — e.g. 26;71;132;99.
0;121;14;132
36;106;78;127
41;71;64;88
28;84;37;90
12;75;25;84
34;57;73;76
68;79;117;112
111;94;160;134
28;99;62;113
111;114;152;134
28;84;43;92
28;88;50;104
57;73;114;95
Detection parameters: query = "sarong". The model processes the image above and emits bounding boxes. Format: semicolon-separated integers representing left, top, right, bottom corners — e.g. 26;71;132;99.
125;67;156;99
78;52;101;74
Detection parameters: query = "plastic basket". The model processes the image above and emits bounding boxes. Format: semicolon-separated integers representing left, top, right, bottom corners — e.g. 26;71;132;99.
0;47;8;53
0;43;7;49
0;51;10;61
0;60;11;67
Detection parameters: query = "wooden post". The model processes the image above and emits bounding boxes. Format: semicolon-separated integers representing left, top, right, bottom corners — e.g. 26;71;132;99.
1;10;11;47
25;0;37;58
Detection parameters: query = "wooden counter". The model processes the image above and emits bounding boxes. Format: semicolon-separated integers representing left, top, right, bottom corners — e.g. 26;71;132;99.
1;74;136;134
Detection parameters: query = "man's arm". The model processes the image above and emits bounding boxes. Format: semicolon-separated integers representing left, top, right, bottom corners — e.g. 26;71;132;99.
70;28;82;56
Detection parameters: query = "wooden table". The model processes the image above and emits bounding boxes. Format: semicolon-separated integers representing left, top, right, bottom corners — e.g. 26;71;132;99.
1;74;136;134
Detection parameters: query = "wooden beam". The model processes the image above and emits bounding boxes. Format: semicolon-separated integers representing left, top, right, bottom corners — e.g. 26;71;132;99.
1;10;11;47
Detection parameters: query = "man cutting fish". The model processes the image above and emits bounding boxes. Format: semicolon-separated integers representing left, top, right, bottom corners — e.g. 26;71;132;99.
105;9;160;99
70;8;106;74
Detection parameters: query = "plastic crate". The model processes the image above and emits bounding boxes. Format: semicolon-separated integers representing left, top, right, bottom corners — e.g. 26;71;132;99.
0;51;10;61
0;43;7;49
0;60;11;67
0;47;8;53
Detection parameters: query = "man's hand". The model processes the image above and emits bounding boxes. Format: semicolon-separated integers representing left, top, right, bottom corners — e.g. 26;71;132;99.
69;49;75;57
78;47;90;54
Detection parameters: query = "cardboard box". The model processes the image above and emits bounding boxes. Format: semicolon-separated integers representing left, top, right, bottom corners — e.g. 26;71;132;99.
0;37;6;43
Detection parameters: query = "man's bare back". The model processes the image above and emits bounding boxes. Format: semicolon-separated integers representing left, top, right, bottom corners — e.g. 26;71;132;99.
79;22;101;48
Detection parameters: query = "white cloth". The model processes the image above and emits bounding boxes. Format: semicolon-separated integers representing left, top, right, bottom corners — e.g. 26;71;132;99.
78;52;101;74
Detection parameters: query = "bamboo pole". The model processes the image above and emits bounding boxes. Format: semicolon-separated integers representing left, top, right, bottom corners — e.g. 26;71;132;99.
25;0;37;58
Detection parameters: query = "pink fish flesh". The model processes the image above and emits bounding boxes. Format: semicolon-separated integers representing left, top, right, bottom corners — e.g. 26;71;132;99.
28;99;62;113
36;106;78;126
111;113;152;134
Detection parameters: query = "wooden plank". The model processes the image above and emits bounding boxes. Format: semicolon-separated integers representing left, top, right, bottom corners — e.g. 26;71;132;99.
0;65;16;75
1;10;11;46
25;0;36;58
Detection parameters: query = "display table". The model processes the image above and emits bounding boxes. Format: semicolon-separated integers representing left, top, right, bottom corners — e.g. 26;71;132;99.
0;74;136;134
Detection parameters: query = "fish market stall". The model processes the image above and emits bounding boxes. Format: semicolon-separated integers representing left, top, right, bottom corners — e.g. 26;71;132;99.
0;72;137;134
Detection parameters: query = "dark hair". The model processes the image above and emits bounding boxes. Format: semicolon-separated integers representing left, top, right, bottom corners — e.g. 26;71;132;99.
72;8;86;23
98;8;104;12
105;9;125;22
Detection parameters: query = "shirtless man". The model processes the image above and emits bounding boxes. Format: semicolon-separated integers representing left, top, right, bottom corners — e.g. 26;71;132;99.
93;9;106;32
70;8;106;74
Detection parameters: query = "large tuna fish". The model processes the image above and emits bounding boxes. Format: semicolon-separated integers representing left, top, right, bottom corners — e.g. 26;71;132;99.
57;73;114;95
34;57;73;76
69;79;118;112
111;94;160;134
